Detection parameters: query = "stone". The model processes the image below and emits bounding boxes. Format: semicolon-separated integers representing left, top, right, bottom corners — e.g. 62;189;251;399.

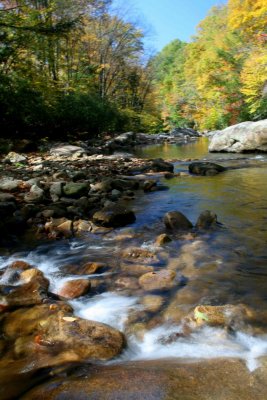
24;185;44;203
209;119;267;153
93;205;136;227
0;278;49;308
50;145;87;157
3;152;27;164
142;295;164;312
0;178;23;192
63;183;88;198
120;264;154;276
7;260;34;270
193;304;253;329
163;211;193;231
111;178;139;191
21;358;267;400
155;233;172;246
58;279;91;299
62;262;106;275
90;179;112;193
189;162;226;176
115;277;139;290
196;210;218;229
49;182;64;201
139;270;176;291
121;247;159;264
151;158;174;173
0;193;16;202
45;218;73;238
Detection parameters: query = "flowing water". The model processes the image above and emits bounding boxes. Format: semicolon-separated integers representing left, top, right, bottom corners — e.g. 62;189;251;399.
1;138;267;372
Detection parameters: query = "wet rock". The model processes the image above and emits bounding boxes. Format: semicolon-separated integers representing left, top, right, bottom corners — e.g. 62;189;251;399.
0;277;49;308
208;119;267;153
155;233;172;246
189;161;226;176
90;179;112;193
3;151;27;164
93;205;136;227
7;260;35;270
62;262;106;275
139;270;176;291
0;193;16;202
142;295;164;312
58;279;91;299
45;218;73;238
142;179;157;192
193;304;253;329
120;263;154;277
24;184;44;203
73;219;92;233
63;182;88;198
121;247;159;264
111;178;139;191
151;158;174;173
115;277;139;290
20;268;48;286
21;358;267;400
196;210;218;229
163;211;193;231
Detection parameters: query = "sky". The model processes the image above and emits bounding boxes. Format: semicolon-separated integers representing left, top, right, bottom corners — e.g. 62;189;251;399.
128;0;227;51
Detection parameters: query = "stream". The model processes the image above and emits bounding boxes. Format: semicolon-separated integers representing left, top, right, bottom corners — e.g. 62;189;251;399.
1;138;267;375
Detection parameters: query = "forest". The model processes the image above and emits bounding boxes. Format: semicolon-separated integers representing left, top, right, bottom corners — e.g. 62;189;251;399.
0;0;266;139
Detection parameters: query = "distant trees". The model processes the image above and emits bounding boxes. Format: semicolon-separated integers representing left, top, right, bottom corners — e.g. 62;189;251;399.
152;0;267;130
0;0;159;138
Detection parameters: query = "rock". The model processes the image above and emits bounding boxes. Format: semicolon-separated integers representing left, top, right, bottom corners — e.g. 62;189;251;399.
0;178;23;192
196;210;218;229
121;247;159;264
63;183;88;198
20;268;48;287
62;262;106;275
50;145;87;157
189;162;226;176
0;277;49;308
111;179;139;191
120;264;154;276
0;193;16;202
93;205;136;227
45;218;73;238
209;119;267;153
58;279;91;299
22;358;267;400
142;295;164;312
155;233;172;246
73;219;93;233
3;152;27;164
139;270;176;291
142;179;157;192
193;304;253;329
171;127;201;137
163;211;193;231
49;182;64;201
7;260;34;271
150;158;174;173
24;184;44;203
90;179;112;193
115;277;139;290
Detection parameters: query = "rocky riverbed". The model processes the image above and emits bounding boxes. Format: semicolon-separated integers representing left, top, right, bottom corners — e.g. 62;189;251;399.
1;133;267;399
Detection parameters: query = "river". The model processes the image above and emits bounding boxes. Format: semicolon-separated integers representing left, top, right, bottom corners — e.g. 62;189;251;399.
1;138;267;380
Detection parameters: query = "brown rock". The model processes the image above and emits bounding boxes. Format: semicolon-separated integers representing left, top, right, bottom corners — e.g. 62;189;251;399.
21;359;267;400
8;261;34;270
120;264;154;277
92;205;136;227
0;278;49;308
58;279;91;299
155;233;172;246
139;270;176;291
142;295;164;312
115;277;139;290
163;211;193;231
121;247;159;264
62;262;106;275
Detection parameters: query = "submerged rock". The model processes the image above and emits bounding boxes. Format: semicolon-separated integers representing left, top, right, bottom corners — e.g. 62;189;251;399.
209;119;267;153
139;270;176;291
196;210;218;229
163;211;193;231
189;161;226;176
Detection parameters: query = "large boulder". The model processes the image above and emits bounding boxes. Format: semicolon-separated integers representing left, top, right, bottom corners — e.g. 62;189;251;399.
189;162;226;176
50;145;87;158
209;119;267;153
20;359;267;400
